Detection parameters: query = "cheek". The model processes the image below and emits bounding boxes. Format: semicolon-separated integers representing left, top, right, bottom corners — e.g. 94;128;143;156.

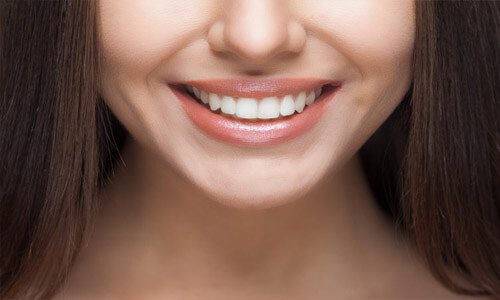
314;0;415;154
316;0;415;78
97;0;204;142
334;0;415;116
98;0;202;76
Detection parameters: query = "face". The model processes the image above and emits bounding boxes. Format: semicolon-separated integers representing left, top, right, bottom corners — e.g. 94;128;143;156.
98;0;415;209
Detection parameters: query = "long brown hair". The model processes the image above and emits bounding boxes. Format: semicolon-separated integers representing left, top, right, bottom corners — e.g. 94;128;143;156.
1;0;499;298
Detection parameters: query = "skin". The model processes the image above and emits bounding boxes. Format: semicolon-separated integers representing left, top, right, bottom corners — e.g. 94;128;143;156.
54;0;471;299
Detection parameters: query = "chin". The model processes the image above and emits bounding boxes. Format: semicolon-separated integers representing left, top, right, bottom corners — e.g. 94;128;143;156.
193;173;316;210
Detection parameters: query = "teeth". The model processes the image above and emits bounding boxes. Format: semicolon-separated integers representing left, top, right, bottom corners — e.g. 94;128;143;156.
280;95;295;116
200;90;209;104
187;85;325;120
193;86;201;99
294;91;306;113
314;86;322;98
208;93;221;110
220;96;236;114
258;97;280;119
305;91;315;106
236;98;258;119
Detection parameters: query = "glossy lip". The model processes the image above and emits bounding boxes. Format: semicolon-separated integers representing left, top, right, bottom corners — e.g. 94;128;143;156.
168;78;342;148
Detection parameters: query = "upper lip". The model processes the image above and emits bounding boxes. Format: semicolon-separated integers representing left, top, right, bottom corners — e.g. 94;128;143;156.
168;78;341;98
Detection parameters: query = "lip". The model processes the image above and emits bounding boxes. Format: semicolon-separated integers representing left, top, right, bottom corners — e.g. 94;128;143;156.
169;78;340;98
168;78;342;148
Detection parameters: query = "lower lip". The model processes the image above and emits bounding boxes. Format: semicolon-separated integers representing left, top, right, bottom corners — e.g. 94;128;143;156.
169;84;341;148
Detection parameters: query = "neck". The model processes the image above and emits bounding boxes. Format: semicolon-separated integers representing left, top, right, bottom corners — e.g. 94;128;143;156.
93;137;401;297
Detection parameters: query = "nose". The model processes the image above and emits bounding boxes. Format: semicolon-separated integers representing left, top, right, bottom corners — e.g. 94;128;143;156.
207;0;306;65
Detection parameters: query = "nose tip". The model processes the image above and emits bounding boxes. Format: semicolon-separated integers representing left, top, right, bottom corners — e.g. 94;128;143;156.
207;1;306;65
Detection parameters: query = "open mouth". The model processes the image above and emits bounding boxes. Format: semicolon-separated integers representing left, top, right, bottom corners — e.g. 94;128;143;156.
168;80;342;147
179;83;337;122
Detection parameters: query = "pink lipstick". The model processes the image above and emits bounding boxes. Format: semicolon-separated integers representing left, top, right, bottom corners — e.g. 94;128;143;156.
168;78;342;148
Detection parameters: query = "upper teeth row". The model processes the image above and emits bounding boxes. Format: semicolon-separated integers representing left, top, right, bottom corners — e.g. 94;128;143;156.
187;85;323;120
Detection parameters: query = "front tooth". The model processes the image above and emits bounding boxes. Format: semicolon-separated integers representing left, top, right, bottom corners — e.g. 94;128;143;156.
220;96;236;114
187;85;194;94
193;86;201;99
295;91;306;113
257;97;280;119
208;93;221;111
280;95;295;116
236;98;258;119
200;90;209;104
305;91;315;106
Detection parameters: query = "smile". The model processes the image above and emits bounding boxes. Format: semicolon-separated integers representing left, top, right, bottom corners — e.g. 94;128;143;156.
168;78;342;148
186;83;324;120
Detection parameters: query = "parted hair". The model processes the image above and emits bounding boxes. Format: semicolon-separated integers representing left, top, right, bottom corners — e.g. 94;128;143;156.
0;0;499;298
